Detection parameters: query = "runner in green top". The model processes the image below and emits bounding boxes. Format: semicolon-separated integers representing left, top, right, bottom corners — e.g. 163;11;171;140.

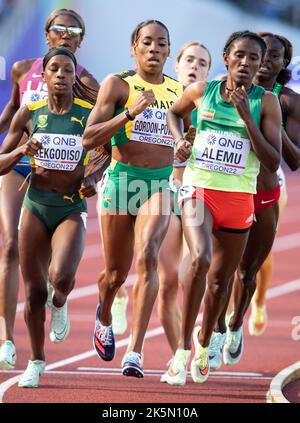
0;48;96;388
165;31;282;386
217;33;300;366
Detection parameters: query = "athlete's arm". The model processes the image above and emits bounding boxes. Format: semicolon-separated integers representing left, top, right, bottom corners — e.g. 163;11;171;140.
82;75;155;150
0;60;33;135
281;91;300;171
0;107;40;174
167;81;206;162
232;89;281;172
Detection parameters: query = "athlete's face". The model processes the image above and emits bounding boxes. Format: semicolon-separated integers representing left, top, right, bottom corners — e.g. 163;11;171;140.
132;23;170;74
224;38;263;87
43;55;76;96
256;36;285;82
176;45;210;86
46;14;83;53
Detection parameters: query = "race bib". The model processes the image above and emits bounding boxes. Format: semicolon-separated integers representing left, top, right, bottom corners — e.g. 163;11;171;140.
130;107;174;148
194;130;251;175
21;89;48;107
33;133;83;171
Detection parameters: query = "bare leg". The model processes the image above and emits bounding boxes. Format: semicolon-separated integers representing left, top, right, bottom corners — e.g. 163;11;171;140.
99;208;134;325
0;172;27;343
179;198;213;350
48;213;86;307
199;230;249;346
19;209;51;361
230;203;279;331
157;213;182;354
128;192;171;353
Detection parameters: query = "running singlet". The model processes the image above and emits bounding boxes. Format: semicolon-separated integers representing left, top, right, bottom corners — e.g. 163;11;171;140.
16;58;84;171
27;98;92;171
183;80;265;194
111;70;183;148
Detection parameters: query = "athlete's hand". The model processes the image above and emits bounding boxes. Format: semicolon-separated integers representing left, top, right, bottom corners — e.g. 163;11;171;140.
175;138;192;163
184;125;196;145
128;90;156;117
79;178;97;198
21;138;42;156
229;86;252;123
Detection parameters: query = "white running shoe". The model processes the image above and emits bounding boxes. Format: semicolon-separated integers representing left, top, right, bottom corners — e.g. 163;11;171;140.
190;326;210;383
160;356;174;383
223;324;244;365
18;360;46;388
209;331;226;370
46;281;54;308
0;340;16;370
49;295;70;344
111;295;128;335
248;302;267;336
166;349;191;386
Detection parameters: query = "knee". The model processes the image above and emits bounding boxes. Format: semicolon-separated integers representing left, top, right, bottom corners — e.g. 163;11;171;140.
49;270;75;296
207;278;228;299
1;237;19;262
136;244;158;274
159;272;179;303
105;269;127;291
191;249;211;277
237;268;256;290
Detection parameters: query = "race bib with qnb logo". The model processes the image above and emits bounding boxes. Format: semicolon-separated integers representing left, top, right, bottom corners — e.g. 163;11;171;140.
21;90;48;106
32;133;83;171
130;107;174;148
194;130;251;175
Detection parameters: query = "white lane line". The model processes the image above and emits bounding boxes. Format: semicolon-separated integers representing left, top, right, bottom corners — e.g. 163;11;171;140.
77;367;264;377
0;369;272;380
266;278;300;299
16;273;300;315
16;274;137;313
0;314;200;403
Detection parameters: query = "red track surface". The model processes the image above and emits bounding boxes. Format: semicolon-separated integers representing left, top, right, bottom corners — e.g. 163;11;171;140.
0;171;299;403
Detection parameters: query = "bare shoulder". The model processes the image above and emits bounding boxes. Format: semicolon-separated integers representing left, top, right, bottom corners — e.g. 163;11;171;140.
185;81;207;105
12;58;36;83
280;86;300;112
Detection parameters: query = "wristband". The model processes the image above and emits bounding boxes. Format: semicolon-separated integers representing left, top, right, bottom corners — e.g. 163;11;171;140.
124;108;135;121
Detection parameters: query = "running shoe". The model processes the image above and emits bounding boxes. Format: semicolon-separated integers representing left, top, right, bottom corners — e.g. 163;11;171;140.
0;340;16;370
248;302;267;336
209;331;226;370
49;294;70;344
111;295;128;335
46;281;54;308
190;326;210;383
223;324;244;365
165;349;191;386
160;356;174;383
18;360;46;388
122;351;144;378
93;304;115;361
